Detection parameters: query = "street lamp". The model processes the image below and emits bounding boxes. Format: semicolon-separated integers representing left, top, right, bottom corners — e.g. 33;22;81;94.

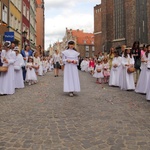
22;31;27;48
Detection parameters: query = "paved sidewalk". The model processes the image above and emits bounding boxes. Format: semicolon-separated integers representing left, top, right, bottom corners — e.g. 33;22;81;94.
0;71;150;150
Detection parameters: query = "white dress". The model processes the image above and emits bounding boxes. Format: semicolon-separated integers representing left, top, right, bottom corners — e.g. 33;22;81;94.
146;77;150;100
93;64;104;78
120;55;135;90
25;62;37;81
62;49;80;92
14;54;25;89
38;61;43;76
135;54;150;94
109;56;122;86
0;49;16;94
81;60;88;72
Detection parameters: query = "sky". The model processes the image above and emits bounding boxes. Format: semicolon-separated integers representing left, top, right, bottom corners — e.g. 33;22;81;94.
44;0;101;50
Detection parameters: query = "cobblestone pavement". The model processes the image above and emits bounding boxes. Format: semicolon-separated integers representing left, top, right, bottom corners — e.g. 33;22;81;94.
0;70;150;150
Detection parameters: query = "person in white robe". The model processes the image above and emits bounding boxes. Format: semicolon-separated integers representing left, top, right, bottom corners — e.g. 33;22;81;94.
33;52;40;75
14;46;25;89
38;57;43;76
93;60;104;83
81;58;89;72
135;45;150;94
62;40;80;97
120;47;135;90
146;77;150;101
25;57;37;85
0;41;16;95
109;50;122;86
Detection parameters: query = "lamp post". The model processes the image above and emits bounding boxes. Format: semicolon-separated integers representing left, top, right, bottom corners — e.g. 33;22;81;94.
22;31;27;48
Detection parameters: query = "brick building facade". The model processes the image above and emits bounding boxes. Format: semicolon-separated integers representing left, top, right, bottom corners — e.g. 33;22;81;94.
62;28;95;58
94;0;150;53
94;4;102;54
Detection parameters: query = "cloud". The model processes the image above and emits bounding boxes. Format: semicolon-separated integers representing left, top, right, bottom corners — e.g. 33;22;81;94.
44;0;101;49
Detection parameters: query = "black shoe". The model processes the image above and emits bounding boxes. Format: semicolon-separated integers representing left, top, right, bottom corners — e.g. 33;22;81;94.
54;75;57;77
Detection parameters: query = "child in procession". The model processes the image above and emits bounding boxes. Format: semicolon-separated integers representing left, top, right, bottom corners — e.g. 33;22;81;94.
13;46;25;89
103;57;110;83
93;59;104;84
25;57;37;85
62;40;80;97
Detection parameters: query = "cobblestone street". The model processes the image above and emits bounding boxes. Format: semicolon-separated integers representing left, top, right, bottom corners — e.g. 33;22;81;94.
0;71;150;150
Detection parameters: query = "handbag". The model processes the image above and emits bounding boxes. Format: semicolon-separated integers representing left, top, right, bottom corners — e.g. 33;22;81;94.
127;67;135;73
96;69;101;73
14;66;21;71
0;66;8;72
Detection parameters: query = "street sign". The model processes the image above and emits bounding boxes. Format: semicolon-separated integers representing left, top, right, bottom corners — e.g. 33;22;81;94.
4;32;14;41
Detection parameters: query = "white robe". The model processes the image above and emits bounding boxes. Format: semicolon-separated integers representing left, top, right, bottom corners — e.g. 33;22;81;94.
0;49;16;94
14;54;25;89
25;62;37;81
81;60;88;72
62;49;80;92
109;57;122;86
146;76;150;100
93;64;104;78
135;54;150;94
120;55;135;90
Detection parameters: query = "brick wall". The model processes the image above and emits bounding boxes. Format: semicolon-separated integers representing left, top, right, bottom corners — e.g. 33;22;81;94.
94;4;102;54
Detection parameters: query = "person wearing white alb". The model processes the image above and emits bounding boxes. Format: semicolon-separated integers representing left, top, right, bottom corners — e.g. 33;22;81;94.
120;47;135;90
62;40;80;97
14;46;25;89
135;45;150;94
109;50;122;87
0;41;16;95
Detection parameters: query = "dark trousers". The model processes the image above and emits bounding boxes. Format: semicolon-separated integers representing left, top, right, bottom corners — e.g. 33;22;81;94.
22;67;26;81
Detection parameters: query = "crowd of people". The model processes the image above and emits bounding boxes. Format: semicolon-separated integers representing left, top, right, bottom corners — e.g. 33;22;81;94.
0;41;54;95
0;40;150;101
79;41;150;101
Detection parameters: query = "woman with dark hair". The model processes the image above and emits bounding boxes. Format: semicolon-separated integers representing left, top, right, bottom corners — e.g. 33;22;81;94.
20;45;33;80
131;41;141;84
109;50;122;87
120;47;135;90
62;40;80;97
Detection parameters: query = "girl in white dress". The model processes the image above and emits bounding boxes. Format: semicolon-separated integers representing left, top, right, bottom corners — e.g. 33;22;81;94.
38;57;43;76
109;50;122;86
103;57;110;83
62;40;80;97
120;47;135;90
25;57;37;85
93;59;104;84
0;41;16;95
14;46;25;89
135;45;149;94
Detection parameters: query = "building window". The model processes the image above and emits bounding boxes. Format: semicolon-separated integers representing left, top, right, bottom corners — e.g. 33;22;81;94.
136;0;148;43
85;46;89;51
23;3;26;16
92;46;95;52
114;0;125;39
10;14;13;27
85;52;89;57
2;5;8;23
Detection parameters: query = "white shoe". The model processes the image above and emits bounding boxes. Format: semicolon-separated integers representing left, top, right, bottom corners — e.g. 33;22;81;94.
69;92;74;97
28;82;31;86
